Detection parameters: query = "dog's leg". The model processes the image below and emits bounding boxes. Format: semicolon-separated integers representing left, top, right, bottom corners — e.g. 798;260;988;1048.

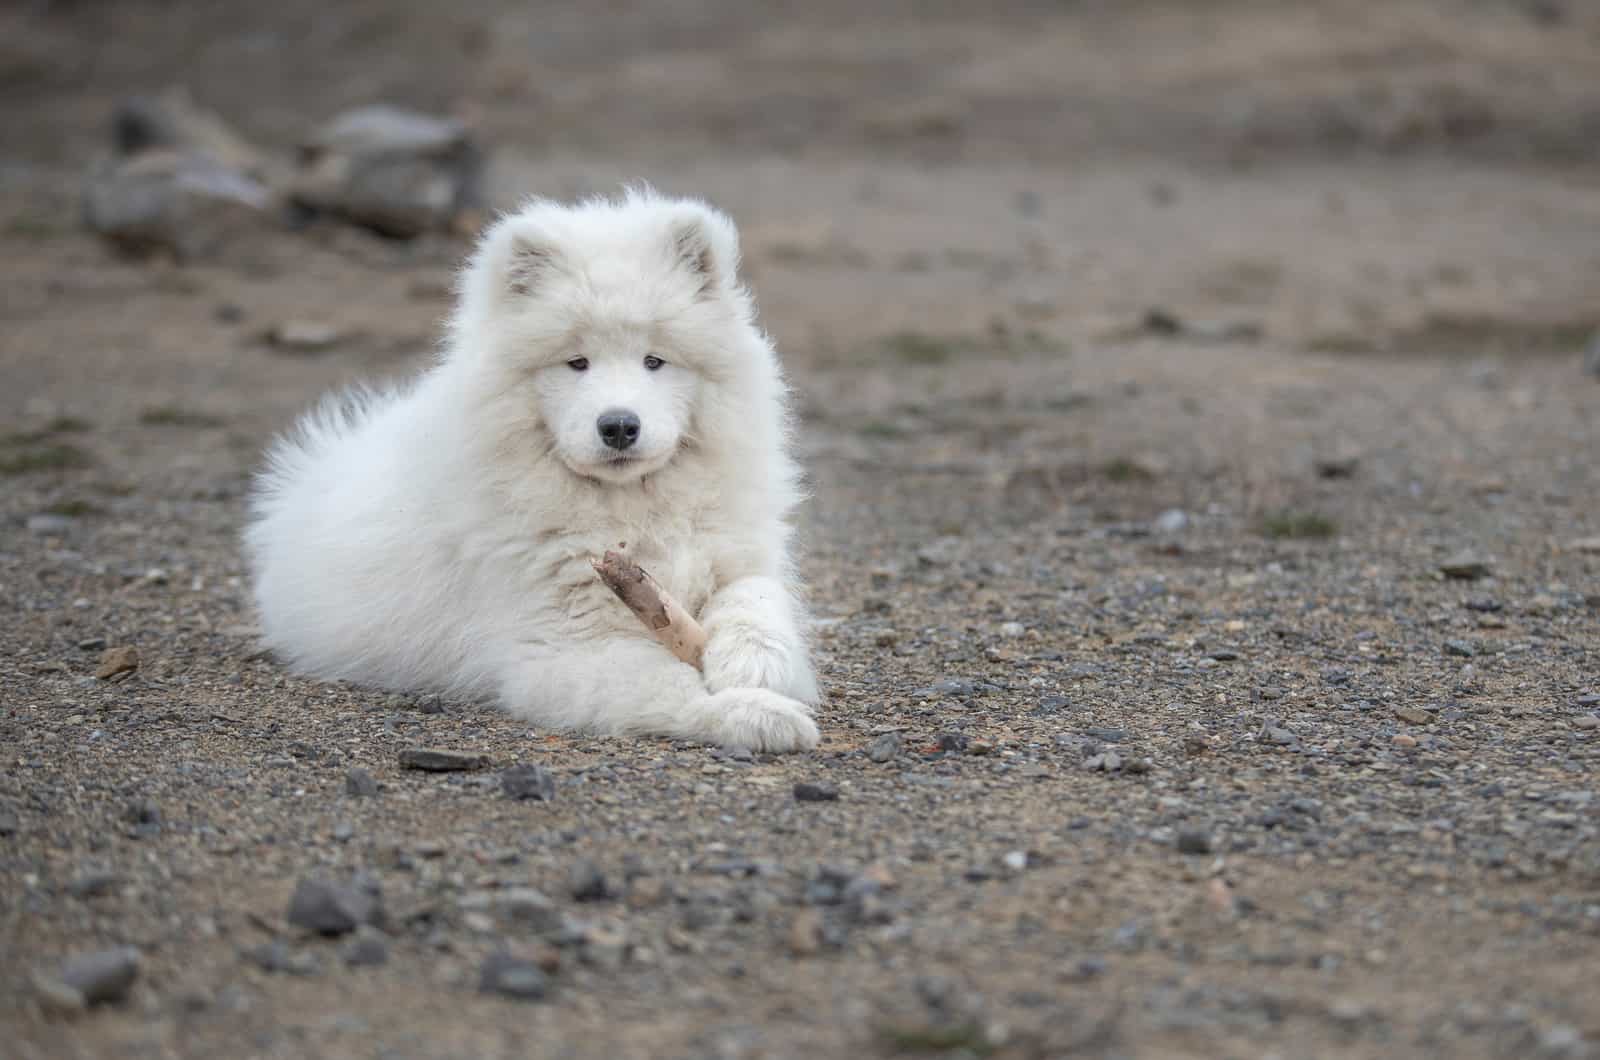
497;638;818;752
700;575;820;705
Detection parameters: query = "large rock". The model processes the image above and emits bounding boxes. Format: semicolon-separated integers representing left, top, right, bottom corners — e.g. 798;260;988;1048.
83;150;273;261
291;104;482;238
113;86;270;179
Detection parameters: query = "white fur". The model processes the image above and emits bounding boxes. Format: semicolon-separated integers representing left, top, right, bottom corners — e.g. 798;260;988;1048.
244;189;820;751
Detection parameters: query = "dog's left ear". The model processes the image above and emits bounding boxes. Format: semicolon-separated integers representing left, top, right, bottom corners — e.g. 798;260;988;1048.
667;205;740;300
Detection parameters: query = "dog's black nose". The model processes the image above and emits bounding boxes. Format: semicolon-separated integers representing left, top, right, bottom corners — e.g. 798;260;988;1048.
597;409;641;451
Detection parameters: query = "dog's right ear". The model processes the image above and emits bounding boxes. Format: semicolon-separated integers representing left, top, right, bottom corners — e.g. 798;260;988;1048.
504;232;559;297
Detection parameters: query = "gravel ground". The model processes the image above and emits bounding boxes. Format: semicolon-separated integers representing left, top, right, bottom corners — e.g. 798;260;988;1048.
3;2;1599;1058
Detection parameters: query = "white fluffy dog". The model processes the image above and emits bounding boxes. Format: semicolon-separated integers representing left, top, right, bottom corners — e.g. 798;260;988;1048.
245;190;820;751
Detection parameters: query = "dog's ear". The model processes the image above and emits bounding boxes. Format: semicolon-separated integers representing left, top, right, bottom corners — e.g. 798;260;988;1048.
667;205;740;301
504;232;559;297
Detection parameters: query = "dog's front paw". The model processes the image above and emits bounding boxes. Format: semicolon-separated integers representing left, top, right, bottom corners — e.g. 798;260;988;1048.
703;634;819;705
703;688;818;753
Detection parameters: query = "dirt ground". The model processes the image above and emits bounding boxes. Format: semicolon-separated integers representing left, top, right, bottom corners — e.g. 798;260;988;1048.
3;2;1599;1058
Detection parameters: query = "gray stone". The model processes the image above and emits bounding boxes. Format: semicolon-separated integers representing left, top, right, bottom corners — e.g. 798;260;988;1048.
500;763;556;802
59;946;141;1004
26;514;75;535
793;782;840;802
1439;554;1491;580
1151;508;1189;535
398;747;490;772
113;87;268;178
479;952;548;1001
84;150;273;262
1176;829;1213;855
341;929;388;968
241;940;320;976
66;871;123;899
286;876;382;936
867;731;902;763
567;861;613;902
1444;639;1477;658
291;105;482;238
344;768;379;798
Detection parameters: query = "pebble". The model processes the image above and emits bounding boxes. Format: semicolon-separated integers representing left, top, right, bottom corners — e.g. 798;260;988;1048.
26;514;75;535
1392;734;1418;749
341;929;388;967
58;946;142;1004
1176;829;1214;855
478;952;548;1000
1573;716;1599;731
867;731;902;763
1439;554;1491;580
788;909;824;955
66;871;123;899
1393;706;1432;725
1151;508;1189;535
500;763;557;801
793;782;840;802
286;876;382;936
398;747;490;772
32;973;87;1014
344;768;379;798
241;941;319;976
94;646;139;681
1443;639;1476;658
567;861;614;902
268;321;345;353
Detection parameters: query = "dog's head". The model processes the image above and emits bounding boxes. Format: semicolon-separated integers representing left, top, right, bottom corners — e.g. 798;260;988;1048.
456;190;762;485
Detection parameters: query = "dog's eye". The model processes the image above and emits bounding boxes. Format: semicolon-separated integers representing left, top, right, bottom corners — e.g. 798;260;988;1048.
567;357;589;372
643;355;665;371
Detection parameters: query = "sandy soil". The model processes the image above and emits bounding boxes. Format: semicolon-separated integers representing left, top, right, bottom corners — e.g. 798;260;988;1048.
3;2;1599;1058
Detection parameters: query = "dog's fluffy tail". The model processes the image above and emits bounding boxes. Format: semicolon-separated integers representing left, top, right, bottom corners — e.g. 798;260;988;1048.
251;384;394;510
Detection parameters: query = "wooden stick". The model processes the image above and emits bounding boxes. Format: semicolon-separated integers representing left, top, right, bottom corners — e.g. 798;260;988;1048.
590;550;706;669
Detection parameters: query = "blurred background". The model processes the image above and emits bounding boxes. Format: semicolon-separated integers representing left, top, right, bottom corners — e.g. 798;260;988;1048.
1;0;1597;513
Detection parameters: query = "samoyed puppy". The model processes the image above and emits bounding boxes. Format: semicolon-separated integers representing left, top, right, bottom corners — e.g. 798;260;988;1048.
245;189;820;751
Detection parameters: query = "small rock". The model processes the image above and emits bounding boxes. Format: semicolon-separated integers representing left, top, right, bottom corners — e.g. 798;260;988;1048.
1314;453;1360;479
500;763;556;801
567;861;613;902
66;871;123;899
1573;716;1599;731
1439;554;1491;581
1393;706;1432;725
793;782;839;802
26;514;75;535
31;973;86;1015
123;798;162;835
341;929;388;967
866;731;902;763
1151;509;1189;535
344;768;379;798
998;621;1026;637
936;732;969;754
268;320;344;353
95;646;139;681
58;947;141;1004
398;747;490;772
241;940;320;976
1443;639;1476;658
1001;850;1029;873
0;811;19;837
579;919;629;971
1567;536;1600;554
1392;733;1418;749
286;876;382;936
789;909;824;955
1176;830;1213;855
